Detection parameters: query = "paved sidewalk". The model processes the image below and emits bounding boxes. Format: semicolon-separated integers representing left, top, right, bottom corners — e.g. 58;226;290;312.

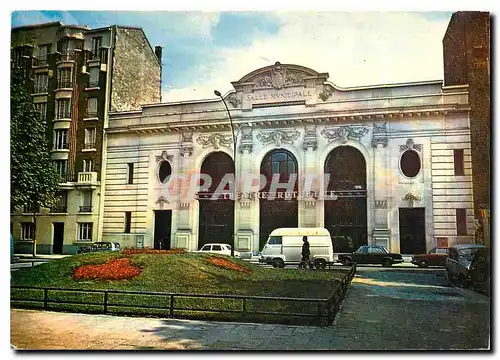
10;268;490;350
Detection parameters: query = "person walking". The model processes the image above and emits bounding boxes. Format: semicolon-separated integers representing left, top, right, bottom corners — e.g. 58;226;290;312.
301;236;312;269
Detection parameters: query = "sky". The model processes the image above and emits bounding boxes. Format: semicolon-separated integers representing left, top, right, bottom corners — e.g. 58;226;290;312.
10;10;454;103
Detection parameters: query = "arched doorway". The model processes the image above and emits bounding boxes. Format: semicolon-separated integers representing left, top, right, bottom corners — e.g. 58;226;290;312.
324;146;367;251
259;149;298;249
198;152;235;249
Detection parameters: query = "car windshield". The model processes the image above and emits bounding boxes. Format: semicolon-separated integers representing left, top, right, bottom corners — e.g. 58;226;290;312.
226;245;232;250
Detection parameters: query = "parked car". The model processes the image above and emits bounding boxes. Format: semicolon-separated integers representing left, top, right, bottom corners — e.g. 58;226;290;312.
196;243;241;258
331;235;356;263
259;228;333;269
338;245;404;267
467;247;490;294
77;242;121;254
411;247;449;267
445;243;486;286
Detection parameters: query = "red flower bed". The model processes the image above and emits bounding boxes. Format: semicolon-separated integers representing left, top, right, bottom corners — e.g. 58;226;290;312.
206;257;252;275
73;258;141;280
122;248;185;255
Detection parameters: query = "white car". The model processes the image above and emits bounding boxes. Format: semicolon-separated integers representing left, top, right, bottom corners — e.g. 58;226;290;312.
196;243;241;258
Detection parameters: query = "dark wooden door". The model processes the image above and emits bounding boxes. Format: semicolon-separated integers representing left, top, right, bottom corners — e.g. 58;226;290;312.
399;208;426;254
53;222;64;254
154;210;172;250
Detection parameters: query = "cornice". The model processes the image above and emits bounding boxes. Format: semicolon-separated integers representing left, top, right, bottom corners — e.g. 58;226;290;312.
106;104;470;135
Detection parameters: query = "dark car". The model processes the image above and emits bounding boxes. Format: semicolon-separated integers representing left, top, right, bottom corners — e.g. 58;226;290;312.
77;242;120;254
338;245;404;267
468;247;490;294
411;247;449;267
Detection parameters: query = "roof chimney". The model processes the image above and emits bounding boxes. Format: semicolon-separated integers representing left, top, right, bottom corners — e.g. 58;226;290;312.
154;46;162;63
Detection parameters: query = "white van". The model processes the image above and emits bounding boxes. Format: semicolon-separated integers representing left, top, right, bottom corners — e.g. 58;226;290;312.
259;228;334;269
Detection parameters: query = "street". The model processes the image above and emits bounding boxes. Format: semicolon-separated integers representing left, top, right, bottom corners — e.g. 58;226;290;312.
10;266;490;350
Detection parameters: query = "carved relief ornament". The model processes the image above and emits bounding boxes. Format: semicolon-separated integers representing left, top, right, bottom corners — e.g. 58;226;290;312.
196;133;233;150
257;129;300;147
321;126;369;144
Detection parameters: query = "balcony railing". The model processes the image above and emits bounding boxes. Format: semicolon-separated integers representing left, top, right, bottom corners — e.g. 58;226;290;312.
79;206;93;213
33;86;48;93
57;50;76;62
55;112;72;120
34;56;48;67
87;81;100;88
85;111;98;118
58;172;77;183
84;143;96;150
56;81;73;89
53;143;69;150
50;206;67;213
89;51;100;61
77;172;98;184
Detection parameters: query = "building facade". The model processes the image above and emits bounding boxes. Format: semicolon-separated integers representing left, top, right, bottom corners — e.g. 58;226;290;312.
11;22;162;254
443;11;490;246
103;62;474;255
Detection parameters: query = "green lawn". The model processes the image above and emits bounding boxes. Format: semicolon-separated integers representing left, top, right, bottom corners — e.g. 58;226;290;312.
11;252;350;325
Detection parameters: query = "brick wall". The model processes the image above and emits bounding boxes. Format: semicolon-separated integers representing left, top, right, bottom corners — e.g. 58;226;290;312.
443;11;490;216
110;27;161;112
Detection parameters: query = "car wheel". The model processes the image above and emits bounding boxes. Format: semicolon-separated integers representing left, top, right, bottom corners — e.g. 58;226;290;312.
314;259;327;270
273;258;285;269
382;259;393;267
418;260;428;268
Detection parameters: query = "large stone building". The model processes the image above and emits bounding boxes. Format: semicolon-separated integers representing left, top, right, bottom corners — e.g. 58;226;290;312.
443;11;490;246
102;62;474;255
11;22;162;254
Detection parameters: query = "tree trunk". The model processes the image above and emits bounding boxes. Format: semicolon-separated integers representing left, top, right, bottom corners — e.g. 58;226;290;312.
32;211;37;257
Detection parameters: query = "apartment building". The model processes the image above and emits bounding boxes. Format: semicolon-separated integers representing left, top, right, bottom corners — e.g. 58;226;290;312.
11;21;162;254
443;11;490;246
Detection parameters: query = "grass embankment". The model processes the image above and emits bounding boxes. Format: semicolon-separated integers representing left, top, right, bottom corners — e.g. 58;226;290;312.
11;252;348;324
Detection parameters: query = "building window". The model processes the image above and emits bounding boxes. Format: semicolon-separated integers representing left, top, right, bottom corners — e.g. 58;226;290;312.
55;99;71;119
34;73;48;93
37;44;50;66
34;102;47;120
128;163;134;184
88;67;99;88
20;222;35;241
454;149;465;176
84;128;96;149
57;68;73;89
51;191;68;213
52;160;68;180
86;98;98;118
80;191;93;213
53;129;68;150
58;39;75;61
83;159;94;172
456;209;467;235
78;223;93;241
124;212;132;233
158;161;172;183
91;37;102;60
400;150;421;178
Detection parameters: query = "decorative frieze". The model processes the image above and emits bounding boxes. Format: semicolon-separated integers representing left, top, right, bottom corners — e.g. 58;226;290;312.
321;125;369;144
303;125;317;151
156;150;174;163
239;127;253;154
257;129;300;147
371;122;389;148
374;199;387;209
196;133;233;150
399;138;422;152
156;196;169;209
180;132;194;157
318;85;334;101
226;92;241;108
253;62;305;90
402;191;421;207
239;198;252;208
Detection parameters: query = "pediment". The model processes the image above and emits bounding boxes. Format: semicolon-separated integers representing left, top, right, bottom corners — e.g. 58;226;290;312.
232;62;329;90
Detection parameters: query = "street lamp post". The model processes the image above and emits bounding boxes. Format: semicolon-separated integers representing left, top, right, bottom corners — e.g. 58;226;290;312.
214;90;236;257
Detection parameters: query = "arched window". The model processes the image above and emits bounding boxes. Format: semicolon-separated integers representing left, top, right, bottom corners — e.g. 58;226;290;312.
400;150;421;178
158;161;172;183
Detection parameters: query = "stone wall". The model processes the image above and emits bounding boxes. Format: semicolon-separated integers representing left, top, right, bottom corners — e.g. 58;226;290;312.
110;27;161;112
